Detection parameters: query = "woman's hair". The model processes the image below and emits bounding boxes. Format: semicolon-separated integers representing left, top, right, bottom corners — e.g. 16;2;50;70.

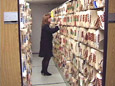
42;13;51;26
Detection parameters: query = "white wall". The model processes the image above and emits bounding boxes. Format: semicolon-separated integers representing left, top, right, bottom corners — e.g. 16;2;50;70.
30;4;59;54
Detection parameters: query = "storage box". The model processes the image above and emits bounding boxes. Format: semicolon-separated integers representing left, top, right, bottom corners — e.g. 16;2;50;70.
79;43;86;58
75;12;80;26
97;11;105;30
88;10;99;29
79;28;87;43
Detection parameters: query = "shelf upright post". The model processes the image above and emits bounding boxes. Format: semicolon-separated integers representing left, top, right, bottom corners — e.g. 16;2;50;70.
102;0;109;86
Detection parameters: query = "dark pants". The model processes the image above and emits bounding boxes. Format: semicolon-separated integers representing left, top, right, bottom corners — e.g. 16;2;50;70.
42;56;51;73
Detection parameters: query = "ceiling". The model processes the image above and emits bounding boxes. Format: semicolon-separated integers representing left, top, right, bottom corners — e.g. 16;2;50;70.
26;0;67;4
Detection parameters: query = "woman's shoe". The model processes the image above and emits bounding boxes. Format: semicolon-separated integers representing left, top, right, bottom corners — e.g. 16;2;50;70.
41;70;52;76
43;72;52;76
41;71;44;75
44;72;52;76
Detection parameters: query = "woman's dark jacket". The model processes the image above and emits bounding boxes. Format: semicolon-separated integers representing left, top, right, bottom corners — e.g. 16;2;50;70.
39;24;59;58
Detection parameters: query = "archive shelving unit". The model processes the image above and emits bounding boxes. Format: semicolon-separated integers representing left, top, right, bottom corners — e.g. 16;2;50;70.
52;0;105;86
51;0;115;86
0;0;115;86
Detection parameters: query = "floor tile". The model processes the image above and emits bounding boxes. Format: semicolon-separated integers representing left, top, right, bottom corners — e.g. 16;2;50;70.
32;56;42;66
32;83;67;86
31;54;66;86
32;66;65;84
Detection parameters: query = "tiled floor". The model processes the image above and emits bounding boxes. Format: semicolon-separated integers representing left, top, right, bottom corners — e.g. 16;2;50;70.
31;54;67;86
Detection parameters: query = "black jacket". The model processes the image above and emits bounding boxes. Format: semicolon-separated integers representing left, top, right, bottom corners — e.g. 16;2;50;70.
39;24;59;58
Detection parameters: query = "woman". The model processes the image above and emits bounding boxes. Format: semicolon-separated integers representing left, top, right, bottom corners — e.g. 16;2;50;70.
39;14;59;76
